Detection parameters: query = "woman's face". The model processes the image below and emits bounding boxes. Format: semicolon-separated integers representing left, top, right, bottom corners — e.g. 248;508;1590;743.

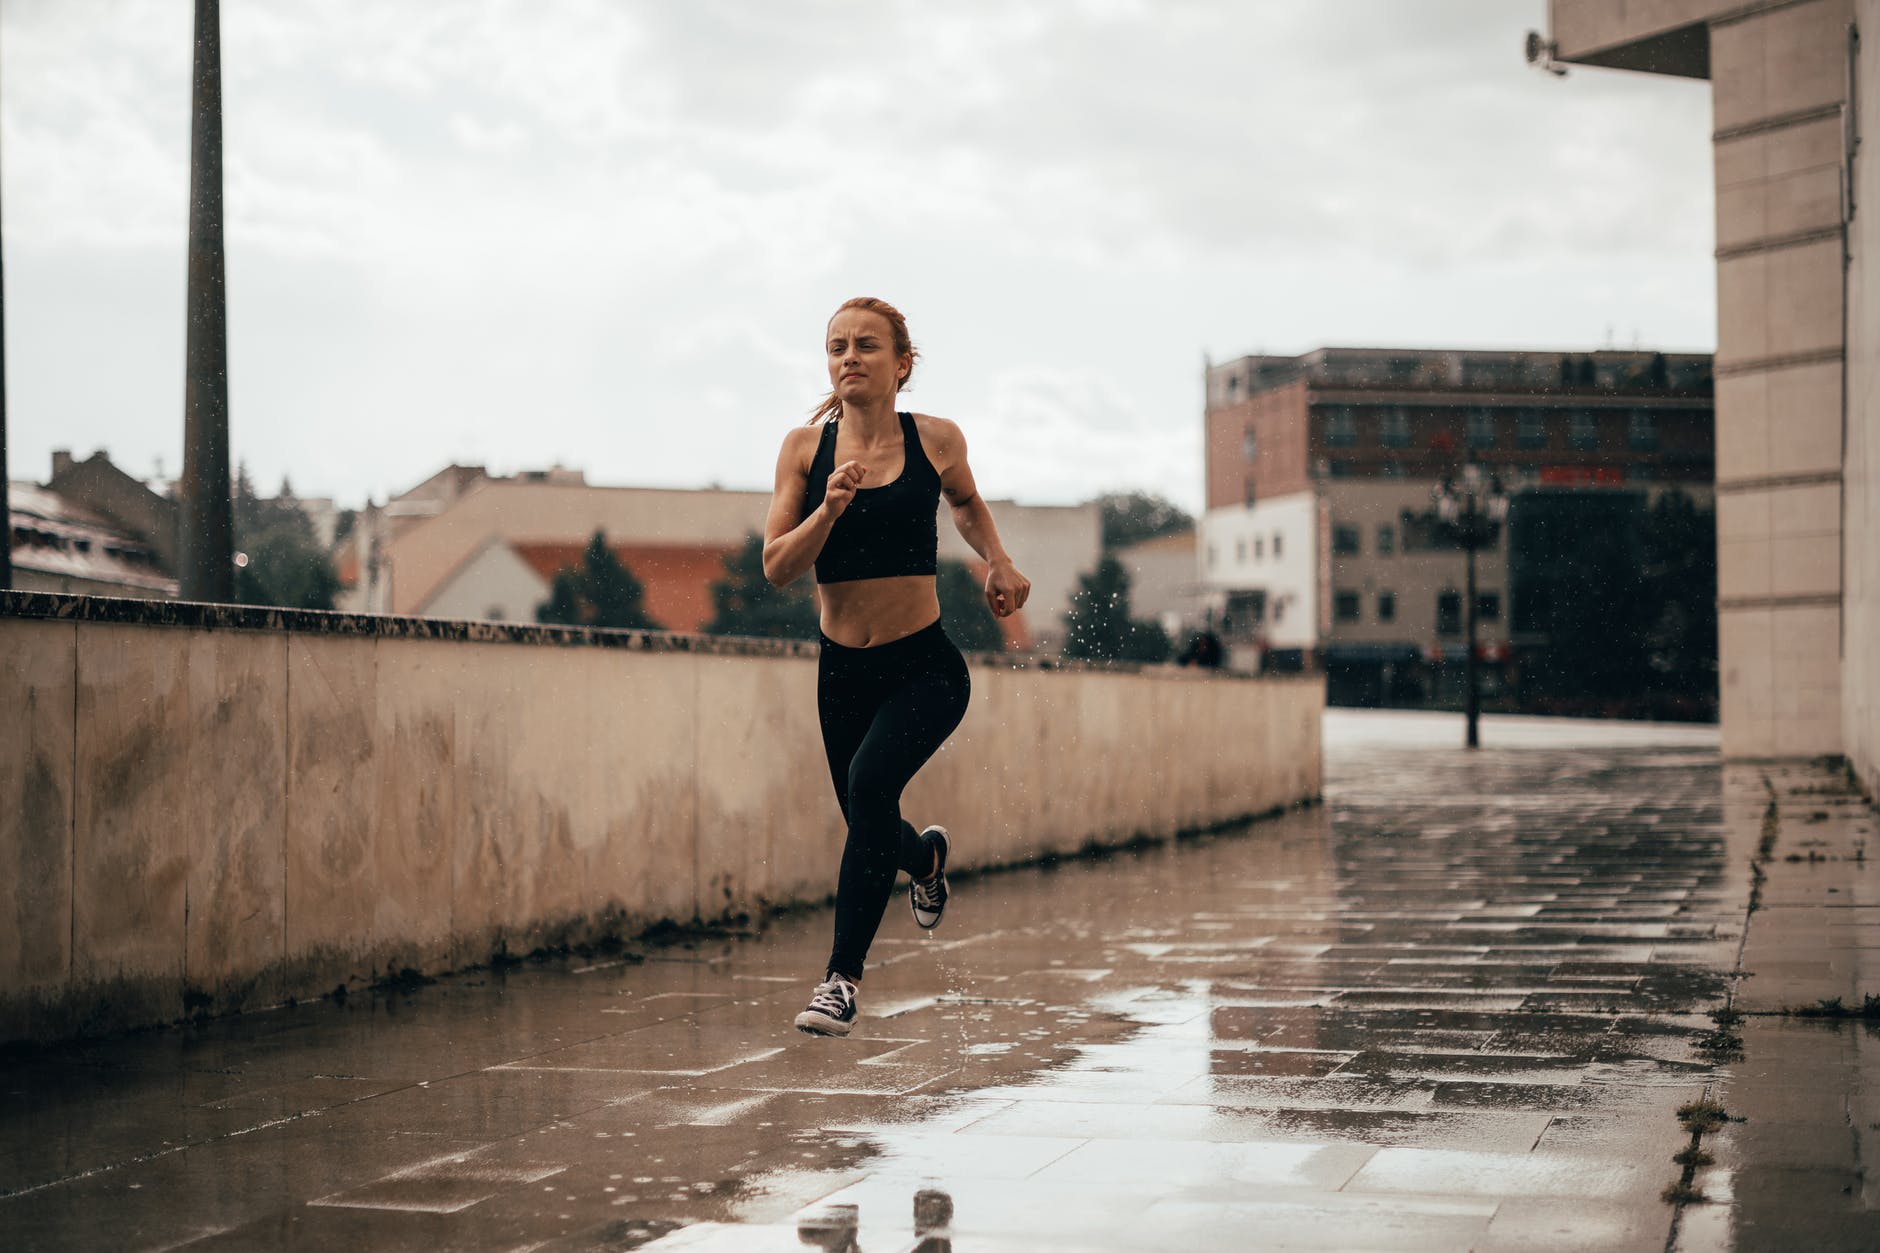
826;309;908;408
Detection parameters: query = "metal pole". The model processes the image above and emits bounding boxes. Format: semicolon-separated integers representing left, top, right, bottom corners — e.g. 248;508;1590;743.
178;0;232;602
1464;495;1481;749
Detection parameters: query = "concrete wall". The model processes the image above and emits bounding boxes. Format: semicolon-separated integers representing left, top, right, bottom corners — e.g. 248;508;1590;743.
0;595;1322;1044
1846;0;1880;795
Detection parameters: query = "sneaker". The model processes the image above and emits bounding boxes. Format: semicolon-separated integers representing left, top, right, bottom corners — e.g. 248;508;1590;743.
794;973;859;1037
910;825;951;930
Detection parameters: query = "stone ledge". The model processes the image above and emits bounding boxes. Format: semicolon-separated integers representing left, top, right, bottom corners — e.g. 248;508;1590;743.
0;590;1283;680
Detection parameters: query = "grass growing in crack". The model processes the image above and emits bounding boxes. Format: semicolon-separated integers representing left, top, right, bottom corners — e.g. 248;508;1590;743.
1672;1144;1715;1169
1757;798;1779;862
1787;993;1880;1019
1677;1099;1732;1136
1662;1181;1707;1204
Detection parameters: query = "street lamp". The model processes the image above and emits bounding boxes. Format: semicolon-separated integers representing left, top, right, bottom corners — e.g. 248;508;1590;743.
1432;463;1509;749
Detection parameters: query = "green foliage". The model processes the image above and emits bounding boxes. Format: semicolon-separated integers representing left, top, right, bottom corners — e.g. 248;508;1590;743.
937;559;1002;652
1062;555;1171;662
1098;491;1193;552
535;530;660;630
704;533;819;640
232;468;339;611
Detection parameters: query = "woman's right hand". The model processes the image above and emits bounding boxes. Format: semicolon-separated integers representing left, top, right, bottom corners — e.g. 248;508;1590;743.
822;460;867;519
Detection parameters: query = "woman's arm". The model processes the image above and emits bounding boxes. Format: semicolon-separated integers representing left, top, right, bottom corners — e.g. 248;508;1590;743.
930;418;1031;618
762;426;865;587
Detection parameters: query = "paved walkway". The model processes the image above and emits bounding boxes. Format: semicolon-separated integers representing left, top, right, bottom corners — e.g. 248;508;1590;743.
2;710;1876;1250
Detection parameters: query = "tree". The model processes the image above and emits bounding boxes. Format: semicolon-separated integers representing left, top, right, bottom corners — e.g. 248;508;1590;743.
232;468;339;610
1098;491;1194;551
704;532;819;640
1062;555;1171;662
535;530;660;630
937;559;1002;652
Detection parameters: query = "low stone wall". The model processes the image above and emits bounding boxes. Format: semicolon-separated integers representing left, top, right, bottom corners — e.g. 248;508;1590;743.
0;592;1322;1043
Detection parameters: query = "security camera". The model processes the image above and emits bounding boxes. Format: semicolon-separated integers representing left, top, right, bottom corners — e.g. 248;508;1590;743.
1524;30;1568;76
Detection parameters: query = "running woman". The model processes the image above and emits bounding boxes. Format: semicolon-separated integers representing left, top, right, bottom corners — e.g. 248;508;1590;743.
761;297;1030;1037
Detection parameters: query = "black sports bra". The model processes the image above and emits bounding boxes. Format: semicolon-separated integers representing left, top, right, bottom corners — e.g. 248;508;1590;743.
802;412;941;584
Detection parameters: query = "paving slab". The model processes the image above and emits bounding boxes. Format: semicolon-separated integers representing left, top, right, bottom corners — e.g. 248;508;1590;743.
7;708;1871;1250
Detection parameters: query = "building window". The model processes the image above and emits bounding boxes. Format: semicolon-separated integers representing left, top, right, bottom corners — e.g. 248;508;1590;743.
1207;545;1217;568
1328;461;1356;478
1476;592;1502;622
1236;540;1247;563
1381;461;1405;478
1467;408;1496;449
1516;411;1547;449
1254;536;1264;559
1376;524;1395;556
1244;480;1256;508
1437;590;1462;635
1334;590;1361;622
1570;410;1599;450
1332;524;1361;556
1227;374;1240;400
1242;429;1258;460
1377;590;1396;622
1379;407;1411;448
1324;407;1358;447
1273;533;1284;558
1629;409;1658;451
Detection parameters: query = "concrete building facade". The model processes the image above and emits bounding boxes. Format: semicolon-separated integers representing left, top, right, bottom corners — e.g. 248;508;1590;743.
1202;347;1716;695
342;464;1102;651
1547;0;1877;779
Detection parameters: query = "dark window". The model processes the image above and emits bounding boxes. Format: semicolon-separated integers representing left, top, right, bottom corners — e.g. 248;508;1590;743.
1570;411;1599;450
1242;429;1258;460
1379;408;1411;448
1514;587;1551;633
1467;409;1496;449
1334;591;1361;622
1376;524;1395;556
1236;540;1247;562
1475;592;1501;622
1244;480;1256;508
1629;409;1659;451
1273;533;1284;558
1377;590;1396;622
1327;461;1357;478
1437;590;1462;635
1332;525;1361;556
1324;408;1358;447
1381;461;1406;477
1254;536;1264;559
1516;411;1547;449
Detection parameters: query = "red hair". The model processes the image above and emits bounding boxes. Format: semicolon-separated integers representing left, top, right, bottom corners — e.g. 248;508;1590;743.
809;296;919;424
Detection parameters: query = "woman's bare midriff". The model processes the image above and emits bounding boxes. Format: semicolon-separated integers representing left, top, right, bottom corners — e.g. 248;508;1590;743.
817;575;942;647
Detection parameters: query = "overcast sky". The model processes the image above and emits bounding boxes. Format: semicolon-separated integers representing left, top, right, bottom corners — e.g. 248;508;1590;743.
4;0;1715;514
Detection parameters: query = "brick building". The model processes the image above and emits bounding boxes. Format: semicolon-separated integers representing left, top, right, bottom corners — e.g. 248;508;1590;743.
1200;347;1716;702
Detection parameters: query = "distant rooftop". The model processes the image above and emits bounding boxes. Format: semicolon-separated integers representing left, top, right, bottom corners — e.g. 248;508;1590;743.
8;481;176;593
1208;346;1714;402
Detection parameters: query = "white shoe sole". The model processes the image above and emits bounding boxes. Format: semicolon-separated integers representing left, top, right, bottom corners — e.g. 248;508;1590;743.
794;1010;855;1037
912;825;950;930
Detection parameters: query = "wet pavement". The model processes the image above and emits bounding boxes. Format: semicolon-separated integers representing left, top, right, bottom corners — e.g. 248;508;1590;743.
1;709;1875;1250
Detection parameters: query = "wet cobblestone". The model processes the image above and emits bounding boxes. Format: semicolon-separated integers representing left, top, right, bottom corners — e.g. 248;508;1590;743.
3;711;1871;1249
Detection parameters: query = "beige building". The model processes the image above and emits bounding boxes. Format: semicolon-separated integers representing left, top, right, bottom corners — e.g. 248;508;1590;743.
1545;0;1877;782
341;464;1101;650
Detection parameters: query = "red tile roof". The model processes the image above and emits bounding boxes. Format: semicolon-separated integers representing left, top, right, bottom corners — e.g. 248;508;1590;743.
512;541;740;634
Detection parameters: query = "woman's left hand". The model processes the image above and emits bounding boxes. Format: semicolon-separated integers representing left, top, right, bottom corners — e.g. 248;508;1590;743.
985;560;1031;619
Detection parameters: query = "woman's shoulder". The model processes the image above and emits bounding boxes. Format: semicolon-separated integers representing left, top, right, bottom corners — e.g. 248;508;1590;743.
909;411;964;450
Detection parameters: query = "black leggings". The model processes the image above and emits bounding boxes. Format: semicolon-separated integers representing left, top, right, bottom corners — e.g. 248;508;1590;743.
817;619;971;981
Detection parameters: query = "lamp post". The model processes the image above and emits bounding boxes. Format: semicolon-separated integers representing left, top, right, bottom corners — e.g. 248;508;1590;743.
1432;464;1509;749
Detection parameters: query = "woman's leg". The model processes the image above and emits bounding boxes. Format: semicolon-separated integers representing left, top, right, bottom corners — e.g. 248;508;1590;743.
825;648;970;982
